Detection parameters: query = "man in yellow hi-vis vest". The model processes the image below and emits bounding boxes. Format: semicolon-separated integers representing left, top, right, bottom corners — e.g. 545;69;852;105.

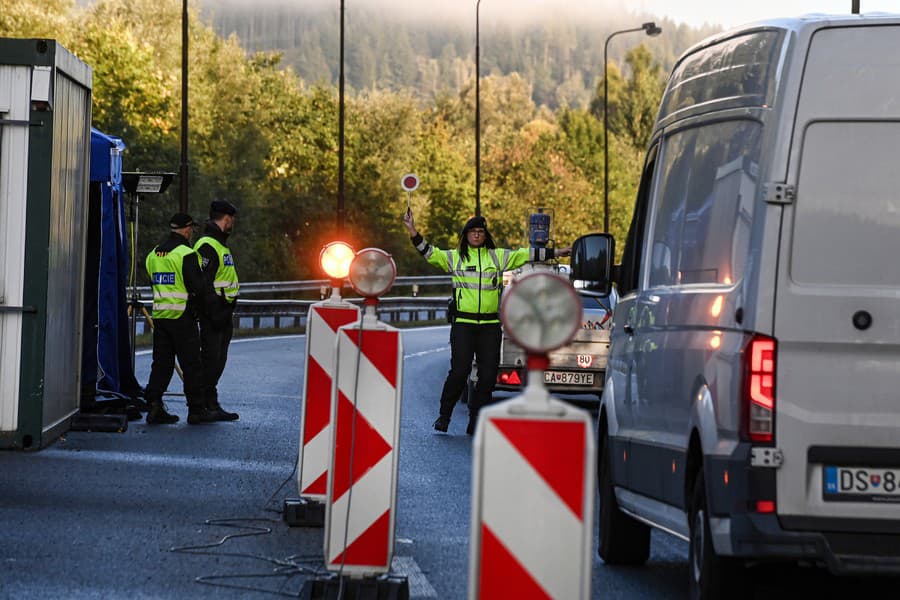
144;213;217;425
195;200;240;421
403;210;570;435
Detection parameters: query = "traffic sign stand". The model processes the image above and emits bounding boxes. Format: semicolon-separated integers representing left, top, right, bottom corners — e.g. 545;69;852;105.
469;355;596;599
305;249;408;599
285;294;360;528
300;573;409;600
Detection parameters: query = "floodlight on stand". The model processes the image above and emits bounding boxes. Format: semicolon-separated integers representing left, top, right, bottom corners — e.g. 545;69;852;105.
122;172;175;195
121;171;176;374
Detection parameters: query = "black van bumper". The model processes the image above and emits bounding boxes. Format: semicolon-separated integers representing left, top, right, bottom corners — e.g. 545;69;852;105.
708;451;900;575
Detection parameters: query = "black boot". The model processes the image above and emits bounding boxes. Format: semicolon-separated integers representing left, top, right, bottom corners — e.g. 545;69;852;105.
146;402;179;425
433;416;450;433
466;414;477;436
207;403;239;421
187;407;218;425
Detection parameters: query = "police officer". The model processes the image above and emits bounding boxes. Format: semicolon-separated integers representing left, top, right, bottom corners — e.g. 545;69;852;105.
144;213;216;425
195;200;240;421
403;210;570;435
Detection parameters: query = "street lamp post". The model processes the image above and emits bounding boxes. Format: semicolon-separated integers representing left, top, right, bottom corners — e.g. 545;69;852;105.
338;0;346;234
603;22;661;233
475;0;482;217
179;0;188;213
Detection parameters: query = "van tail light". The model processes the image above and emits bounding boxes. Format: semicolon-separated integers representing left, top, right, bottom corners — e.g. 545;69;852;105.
741;334;776;443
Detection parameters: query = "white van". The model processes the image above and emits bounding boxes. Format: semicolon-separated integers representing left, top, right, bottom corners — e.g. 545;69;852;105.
571;13;900;600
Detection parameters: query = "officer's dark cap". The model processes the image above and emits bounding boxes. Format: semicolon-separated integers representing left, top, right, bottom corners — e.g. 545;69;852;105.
169;213;194;229
210;200;237;217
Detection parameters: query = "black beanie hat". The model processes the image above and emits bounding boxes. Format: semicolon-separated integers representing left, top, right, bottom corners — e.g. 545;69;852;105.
461;215;488;235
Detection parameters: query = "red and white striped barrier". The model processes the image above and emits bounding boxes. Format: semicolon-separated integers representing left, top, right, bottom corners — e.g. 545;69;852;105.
469;390;596;599
297;302;361;501
324;314;403;575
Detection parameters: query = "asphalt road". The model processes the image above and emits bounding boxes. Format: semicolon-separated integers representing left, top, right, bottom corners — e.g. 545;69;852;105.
0;327;895;599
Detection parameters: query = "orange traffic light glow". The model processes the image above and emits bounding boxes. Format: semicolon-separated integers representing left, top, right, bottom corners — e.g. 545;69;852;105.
320;241;354;279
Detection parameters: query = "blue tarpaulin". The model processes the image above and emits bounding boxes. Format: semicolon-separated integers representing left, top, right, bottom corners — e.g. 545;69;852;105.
81;128;140;401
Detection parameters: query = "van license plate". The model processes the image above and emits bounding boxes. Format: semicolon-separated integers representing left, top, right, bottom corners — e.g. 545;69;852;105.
823;466;900;502
544;371;594;385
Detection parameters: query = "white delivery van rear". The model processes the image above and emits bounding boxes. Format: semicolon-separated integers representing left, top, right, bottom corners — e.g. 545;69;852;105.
772;23;900;571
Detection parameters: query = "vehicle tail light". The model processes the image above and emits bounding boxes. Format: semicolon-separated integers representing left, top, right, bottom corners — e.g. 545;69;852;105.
755;500;776;513
496;370;522;386
741;334;776;443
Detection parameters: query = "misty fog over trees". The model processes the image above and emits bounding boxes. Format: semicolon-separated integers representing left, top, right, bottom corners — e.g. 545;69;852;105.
4;0;717;282
203;1;719;109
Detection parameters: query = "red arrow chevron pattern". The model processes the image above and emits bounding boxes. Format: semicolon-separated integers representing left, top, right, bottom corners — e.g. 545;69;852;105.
325;323;401;574
298;304;359;500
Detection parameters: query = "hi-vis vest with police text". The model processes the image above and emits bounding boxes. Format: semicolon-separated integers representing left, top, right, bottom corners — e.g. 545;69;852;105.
145;245;199;319
425;245;530;324
194;236;240;303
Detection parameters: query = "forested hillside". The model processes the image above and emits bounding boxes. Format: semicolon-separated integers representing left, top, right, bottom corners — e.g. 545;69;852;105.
4;0;718;282
203;1;719;109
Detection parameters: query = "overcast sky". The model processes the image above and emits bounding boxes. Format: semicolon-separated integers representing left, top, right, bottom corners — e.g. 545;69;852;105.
635;0;898;28
248;1;898;28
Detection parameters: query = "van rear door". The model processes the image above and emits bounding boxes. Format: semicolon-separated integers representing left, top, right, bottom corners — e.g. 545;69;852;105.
774;24;900;522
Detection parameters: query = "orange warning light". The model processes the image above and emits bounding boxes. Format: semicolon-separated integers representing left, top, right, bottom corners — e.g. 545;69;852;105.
320;241;355;279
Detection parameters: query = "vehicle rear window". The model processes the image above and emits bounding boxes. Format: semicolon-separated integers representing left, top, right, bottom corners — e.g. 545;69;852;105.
792;121;900;287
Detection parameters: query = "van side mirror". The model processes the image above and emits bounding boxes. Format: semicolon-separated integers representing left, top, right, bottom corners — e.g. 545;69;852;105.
570;233;615;296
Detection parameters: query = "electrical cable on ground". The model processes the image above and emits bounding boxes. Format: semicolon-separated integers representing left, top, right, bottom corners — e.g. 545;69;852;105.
262;451;299;515
170;518;324;598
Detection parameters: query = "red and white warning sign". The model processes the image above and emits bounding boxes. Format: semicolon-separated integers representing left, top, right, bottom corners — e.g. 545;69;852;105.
469;398;596;599
296;302;360;500
400;173;419;192
324;320;403;575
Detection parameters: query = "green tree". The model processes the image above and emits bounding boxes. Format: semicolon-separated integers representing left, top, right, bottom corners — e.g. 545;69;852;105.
0;0;73;38
591;44;665;151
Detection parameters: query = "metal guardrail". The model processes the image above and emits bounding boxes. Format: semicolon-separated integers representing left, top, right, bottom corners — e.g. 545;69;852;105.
133;277;452;332
135;293;451;333
134;275;452;300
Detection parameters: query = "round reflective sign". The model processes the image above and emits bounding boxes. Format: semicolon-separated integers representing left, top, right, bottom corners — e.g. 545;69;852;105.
349;248;397;298
500;271;581;354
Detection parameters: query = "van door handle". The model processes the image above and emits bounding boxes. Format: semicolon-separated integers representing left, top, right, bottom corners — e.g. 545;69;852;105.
623;323;635;335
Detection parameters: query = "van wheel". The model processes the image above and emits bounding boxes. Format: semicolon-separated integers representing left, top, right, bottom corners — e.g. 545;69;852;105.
598;435;650;564
688;473;750;600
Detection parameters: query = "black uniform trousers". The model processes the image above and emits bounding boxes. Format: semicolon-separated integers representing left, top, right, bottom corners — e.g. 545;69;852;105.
199;315;233;409
437;322;502;420
145;315;205;409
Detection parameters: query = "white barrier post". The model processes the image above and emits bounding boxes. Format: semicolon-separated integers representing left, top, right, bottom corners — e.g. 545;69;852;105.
285;242;359;527
469;272;596;599
306;248;408;598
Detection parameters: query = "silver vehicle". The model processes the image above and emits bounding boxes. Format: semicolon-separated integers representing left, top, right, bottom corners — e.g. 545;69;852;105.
573;13;900;600
495;286;612;400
